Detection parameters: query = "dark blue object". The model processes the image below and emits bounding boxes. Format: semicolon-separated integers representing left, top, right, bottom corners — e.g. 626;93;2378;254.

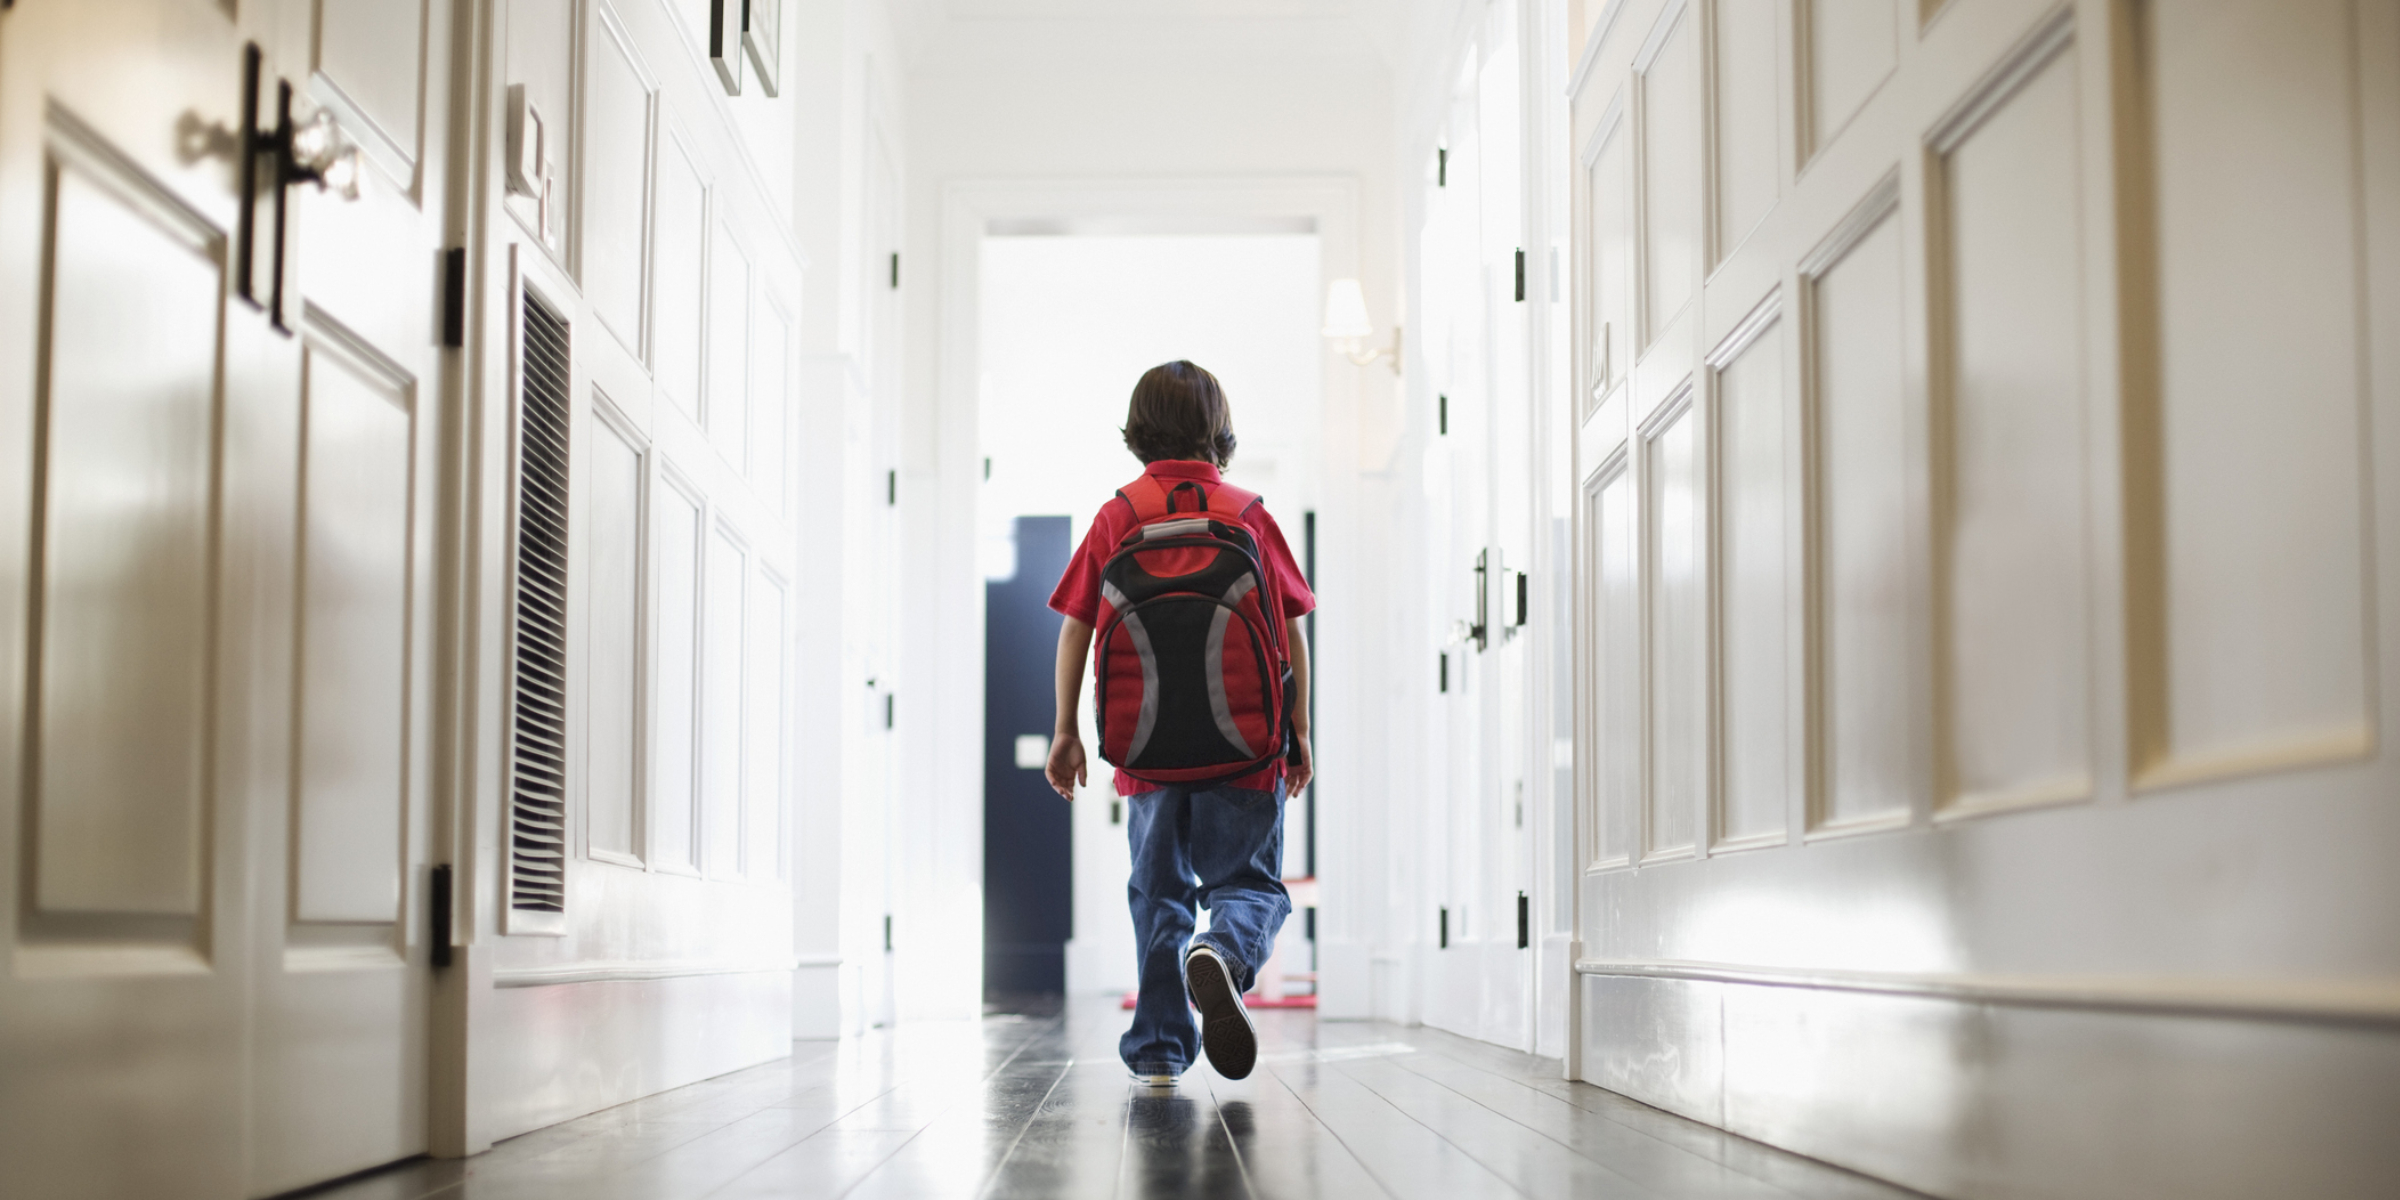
984;516;1074;998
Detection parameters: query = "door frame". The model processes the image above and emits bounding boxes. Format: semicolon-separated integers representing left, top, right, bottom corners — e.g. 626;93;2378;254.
913;176;1365;1022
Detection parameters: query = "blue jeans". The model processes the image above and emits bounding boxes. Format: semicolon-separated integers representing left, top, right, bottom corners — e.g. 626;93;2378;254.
1119;782;1291;1073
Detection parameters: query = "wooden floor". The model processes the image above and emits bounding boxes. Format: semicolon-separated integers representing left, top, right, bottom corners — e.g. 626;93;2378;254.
299;997;1923;1200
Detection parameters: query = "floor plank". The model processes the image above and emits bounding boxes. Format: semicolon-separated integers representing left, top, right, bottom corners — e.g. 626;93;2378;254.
285;996;1924;1200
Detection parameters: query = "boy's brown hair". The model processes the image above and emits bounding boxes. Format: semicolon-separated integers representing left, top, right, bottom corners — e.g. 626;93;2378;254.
1122;360;1237;468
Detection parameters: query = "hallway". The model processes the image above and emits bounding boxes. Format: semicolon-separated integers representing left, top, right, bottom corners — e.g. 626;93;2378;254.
308;999;1915;1200
4;0;2399;1195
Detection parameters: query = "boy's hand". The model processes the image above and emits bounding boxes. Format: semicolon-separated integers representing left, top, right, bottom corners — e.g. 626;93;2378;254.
1045;733;1087;802
1286;732;1313;795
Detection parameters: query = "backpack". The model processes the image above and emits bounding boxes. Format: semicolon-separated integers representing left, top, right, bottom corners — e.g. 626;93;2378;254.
1091;474;1292;786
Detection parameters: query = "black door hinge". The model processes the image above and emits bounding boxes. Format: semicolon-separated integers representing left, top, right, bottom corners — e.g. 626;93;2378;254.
884;914;894;952
1436;147;1447;187
1437;394;1447;435
1516;570;1530;627
1438;651;1448;694
1470;549;1490;652
1438;906;1449;949
884;693;895;730
441;247;467;347
887;469;897;506
1514;248;1526;302
430;864;454;969
890;252;900;289
1516;891;1529;950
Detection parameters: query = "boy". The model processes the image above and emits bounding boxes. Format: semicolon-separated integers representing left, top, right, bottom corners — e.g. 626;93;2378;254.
1044;360;1315;1085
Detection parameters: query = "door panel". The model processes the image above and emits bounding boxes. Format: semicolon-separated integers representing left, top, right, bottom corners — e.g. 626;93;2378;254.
310;0;429;175
291;338;414;925
31;139;224;920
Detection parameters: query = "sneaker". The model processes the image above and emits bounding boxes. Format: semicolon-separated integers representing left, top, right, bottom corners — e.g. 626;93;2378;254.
1127;1063;1180;1087
1184;945;1257;1080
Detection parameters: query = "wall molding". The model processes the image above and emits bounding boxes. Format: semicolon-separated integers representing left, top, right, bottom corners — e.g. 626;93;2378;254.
1924;5;2076;155
1796;170;1902;278
1569;0;1631;100
494;957;809;988
1573;957;2400;1027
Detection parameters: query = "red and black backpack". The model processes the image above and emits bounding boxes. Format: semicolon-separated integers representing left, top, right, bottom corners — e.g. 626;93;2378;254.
1092;475;1291;786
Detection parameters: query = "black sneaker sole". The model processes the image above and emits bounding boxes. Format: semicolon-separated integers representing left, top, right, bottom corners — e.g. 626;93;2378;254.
1186;950;1257;1080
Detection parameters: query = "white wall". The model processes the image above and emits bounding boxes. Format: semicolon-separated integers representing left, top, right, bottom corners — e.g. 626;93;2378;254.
459;0;815;1148
1559;1;2400;1196
785;0;912;1042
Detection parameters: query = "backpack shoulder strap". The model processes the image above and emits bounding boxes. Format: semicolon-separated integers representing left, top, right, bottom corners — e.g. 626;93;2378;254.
1119;477;1172;523
1204;482;1262;521
1121;474;1263;523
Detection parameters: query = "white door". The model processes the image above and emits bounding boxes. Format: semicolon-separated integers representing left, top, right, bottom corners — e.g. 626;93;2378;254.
0;2;261;1195
0;1;447;1195
245;0;449;1192
1421;6;1545;1051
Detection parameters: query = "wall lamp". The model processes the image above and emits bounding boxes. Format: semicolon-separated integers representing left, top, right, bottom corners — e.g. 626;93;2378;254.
1322;278;1402;374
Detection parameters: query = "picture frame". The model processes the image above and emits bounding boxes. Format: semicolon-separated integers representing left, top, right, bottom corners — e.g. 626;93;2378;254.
708;0;744;95
744;0;781;98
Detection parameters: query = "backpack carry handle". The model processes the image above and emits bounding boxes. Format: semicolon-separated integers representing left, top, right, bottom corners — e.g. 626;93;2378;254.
1164;480;1208;514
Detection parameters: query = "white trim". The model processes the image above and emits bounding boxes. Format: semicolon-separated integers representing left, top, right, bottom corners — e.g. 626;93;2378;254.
1797;170;1902;277
1925;6;2077;155
1580;88;1627;168
1574;959;2400;1027
1633;0;1693;74
1568;0;1632;99
1704;289;1783;368
495;958;807;988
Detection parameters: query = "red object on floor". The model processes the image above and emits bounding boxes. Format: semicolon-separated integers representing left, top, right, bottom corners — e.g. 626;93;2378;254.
1118;991;1316;1010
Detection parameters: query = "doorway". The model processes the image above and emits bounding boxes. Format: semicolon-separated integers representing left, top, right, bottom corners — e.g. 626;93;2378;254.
976;226;1323;1011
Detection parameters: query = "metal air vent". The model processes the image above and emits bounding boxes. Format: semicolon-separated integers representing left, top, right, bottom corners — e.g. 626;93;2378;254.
509;291;572;914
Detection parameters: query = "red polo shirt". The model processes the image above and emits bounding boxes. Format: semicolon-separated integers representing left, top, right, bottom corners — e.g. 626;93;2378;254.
1049;459;1316;796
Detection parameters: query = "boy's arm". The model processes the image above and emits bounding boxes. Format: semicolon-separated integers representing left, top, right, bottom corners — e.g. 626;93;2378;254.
1046;617;1094;801
1286;617;1313;795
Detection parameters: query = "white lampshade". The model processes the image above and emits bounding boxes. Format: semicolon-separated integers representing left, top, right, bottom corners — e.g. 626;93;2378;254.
1321;278;1375;340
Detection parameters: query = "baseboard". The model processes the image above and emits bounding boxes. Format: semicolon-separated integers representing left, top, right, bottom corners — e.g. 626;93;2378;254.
793;958;844;1040
1577;971;2400;1200
480;969;794;1143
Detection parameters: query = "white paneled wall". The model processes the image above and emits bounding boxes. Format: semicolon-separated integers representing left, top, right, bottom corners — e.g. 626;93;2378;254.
2135;0;2375;787
1809;193;1913;832
1565;0;2400;1195
470;0;804;1149
1932;26;2090;815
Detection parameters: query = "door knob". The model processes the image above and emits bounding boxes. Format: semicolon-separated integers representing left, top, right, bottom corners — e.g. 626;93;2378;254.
285;108;362;200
